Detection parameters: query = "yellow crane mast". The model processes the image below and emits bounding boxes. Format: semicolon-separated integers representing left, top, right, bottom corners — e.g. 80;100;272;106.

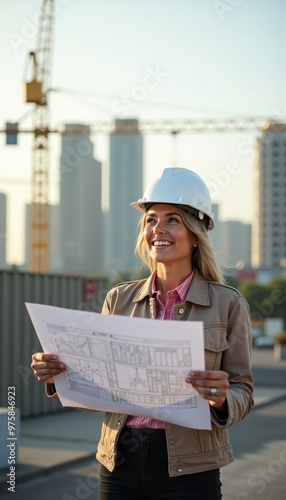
24;0;55;273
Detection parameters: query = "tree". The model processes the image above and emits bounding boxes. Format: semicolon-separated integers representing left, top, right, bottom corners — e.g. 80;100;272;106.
267;277;286;326
238;281;271;323
224;274;239;288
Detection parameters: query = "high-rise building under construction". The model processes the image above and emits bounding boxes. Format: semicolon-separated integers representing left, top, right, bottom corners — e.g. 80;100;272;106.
252;125;286;269
59;124;103;274
106;119;143;275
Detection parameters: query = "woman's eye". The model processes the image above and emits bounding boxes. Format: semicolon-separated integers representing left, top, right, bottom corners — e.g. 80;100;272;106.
168;217;179;223
146;217;156;224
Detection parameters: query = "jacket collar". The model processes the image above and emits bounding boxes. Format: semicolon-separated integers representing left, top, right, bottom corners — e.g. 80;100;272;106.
133;268;211;306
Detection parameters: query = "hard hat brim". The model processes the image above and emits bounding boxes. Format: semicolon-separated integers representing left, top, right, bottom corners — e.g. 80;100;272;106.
130;201;214;230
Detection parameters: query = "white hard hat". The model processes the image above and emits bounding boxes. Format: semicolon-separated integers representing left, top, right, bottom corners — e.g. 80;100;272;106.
131;167;214;230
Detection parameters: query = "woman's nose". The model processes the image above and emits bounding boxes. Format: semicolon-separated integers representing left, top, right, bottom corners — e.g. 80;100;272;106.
153;221;166;233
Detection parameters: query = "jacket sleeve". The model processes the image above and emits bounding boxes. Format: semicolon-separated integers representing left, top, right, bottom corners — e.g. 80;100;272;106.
211;294;254;428
45;382;59;399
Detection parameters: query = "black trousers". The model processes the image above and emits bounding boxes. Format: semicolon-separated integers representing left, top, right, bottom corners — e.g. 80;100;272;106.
99;427;222;500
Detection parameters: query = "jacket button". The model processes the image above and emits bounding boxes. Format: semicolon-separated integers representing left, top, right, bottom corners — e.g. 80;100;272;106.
117;421;121;426
178;308;185;315
177;467;183;473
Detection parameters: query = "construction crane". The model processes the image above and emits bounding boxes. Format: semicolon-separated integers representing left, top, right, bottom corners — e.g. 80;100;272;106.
0;113;286;273
5;116;286;138
23;0;55;273
3;7;286;276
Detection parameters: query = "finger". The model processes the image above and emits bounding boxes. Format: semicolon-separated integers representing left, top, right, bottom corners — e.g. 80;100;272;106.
31;353;64;371
33;366;65;382
195;386;227;408
32;353;58;362
186;371;229;390
33;366;62;375
31;360;65;370
31;359;66;385
196;386;221;399
32;364;66;376
187;370;228;381
190;379;229;391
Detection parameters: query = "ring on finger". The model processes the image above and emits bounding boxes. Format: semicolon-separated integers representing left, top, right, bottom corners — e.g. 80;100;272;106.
210;387;217;396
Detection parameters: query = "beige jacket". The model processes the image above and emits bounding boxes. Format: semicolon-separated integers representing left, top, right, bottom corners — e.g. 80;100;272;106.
96;269;254;476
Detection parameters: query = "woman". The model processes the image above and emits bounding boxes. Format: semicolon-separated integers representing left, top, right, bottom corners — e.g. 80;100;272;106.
31;167;254;500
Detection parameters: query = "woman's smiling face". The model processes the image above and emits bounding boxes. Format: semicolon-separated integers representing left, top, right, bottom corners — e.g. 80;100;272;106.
143;204;196;270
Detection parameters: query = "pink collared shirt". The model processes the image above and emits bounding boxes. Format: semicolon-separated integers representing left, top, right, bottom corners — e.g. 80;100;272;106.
125;270;194;429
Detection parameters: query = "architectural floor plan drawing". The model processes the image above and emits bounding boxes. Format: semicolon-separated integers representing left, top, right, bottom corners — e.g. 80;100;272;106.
26;303;212;429
49;324;197;408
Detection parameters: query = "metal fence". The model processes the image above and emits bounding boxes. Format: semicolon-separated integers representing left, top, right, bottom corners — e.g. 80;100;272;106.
0;271;109;418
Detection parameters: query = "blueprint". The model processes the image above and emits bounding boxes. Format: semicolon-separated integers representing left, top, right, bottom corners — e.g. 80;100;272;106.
26;303;211;430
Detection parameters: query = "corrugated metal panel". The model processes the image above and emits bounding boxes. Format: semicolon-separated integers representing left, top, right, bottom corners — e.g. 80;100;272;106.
0;271;108;418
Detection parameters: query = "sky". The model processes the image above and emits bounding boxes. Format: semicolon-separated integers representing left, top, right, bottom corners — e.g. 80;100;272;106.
1;0;286;264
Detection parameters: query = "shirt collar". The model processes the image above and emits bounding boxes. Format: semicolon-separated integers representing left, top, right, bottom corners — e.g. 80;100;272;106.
132;268;211;306
151;269;194;302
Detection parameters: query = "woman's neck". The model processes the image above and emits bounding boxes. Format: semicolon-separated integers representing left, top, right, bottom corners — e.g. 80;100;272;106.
155;264;193;297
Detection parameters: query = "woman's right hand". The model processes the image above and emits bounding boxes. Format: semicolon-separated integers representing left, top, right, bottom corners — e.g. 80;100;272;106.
31;353;66;384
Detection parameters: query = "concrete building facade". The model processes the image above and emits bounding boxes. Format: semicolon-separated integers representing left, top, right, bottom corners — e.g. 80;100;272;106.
220;220;252;268
252;125;286;269
209;203;252;270
59;124;103;274
106;119;143;275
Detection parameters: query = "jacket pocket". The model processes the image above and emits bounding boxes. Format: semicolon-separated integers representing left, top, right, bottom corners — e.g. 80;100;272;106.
195;426;230;454
204;327;229;371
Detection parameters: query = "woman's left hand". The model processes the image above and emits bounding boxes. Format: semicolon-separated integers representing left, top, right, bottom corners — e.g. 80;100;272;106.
186;370;229;408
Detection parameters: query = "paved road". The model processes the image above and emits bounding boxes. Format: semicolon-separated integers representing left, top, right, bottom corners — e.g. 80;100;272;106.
221;399;286;500
1;397;286;500
1;347;284;499
251;347;286;388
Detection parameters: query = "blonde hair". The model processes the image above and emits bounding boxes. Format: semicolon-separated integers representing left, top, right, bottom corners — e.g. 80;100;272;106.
135;207;225;283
